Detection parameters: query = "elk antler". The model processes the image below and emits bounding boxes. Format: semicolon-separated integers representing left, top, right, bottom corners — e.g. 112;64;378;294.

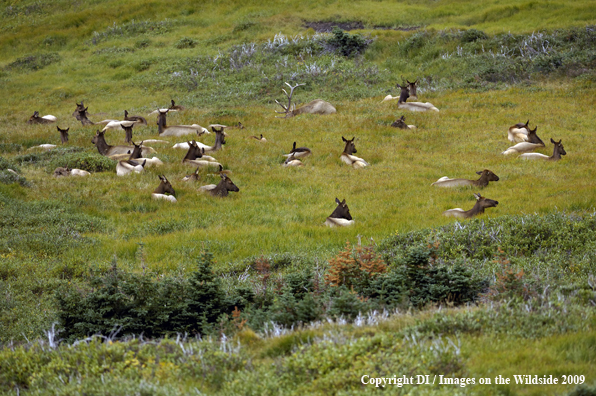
275;82;305;118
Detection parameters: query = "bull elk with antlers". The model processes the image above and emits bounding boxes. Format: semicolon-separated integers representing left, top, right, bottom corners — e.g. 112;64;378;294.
275;83;336;118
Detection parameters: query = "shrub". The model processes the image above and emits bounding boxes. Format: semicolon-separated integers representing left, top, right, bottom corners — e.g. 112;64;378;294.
326;27;370;57
325;241;386;292
47;151;115;172
0;170;30;187
175;37;197;49
15;147;83;166
461;28;488;43
6;53;60;72
0;143;22;153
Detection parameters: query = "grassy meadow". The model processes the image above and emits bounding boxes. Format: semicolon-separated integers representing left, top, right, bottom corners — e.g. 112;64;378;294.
1;0;596;394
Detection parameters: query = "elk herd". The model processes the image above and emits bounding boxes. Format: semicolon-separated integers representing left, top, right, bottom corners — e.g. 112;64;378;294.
22;77;568;226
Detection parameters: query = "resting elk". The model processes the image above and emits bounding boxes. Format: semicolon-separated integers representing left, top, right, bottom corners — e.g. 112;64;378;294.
340;136;369;169
391;83;439;112
124;110;147;125
432;169;500;188
502;125;544;155
91;130;155;160
520;138;566;161
442;193;499;218
157;109;209;137
249;134;267;142
57;127;69;144
325;198;354;227
27;111;57;124
283;154;303;167
182;140;221;168
72;101;118;126
199;173;240;197
391;115;416;130
127;141;163;166
283;142;311;159
275;82;336;118
152;175;177;202
53;167;90;177
507;120;530;143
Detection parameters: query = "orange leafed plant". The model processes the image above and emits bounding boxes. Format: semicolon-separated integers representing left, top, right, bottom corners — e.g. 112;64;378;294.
325;241;386;288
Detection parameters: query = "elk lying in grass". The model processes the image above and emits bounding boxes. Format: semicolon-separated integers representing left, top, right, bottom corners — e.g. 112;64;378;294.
275;82;336;118
208;122;244;133
72;102;118;126
432;169;500;188
182;140;221;168
392;83;439;112
183;167;201;182
340;136;369;169
116;159;146;176
520;138;566;161
502;126;545;155
157;109;208;137
92;130;155;159
148;100;186;115
443;193;499;218
199;173;240;197
53;167;90;177
27;111;57;124
127;141;163;167
152;175;177;202
28;144;56;150
57;127;69;144
283;142;311;159
391;115;416;130
124;110;147;125
249;134;267;142
507;120;531;143
325;198;354;227
283;154;304;167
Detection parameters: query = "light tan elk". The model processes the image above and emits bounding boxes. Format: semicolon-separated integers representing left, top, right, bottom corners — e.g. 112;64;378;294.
502;125;544;155
443;193;499;218
340;136;369;169
53;167;90;177
275;83;336;118
390;84;439;112
432;169;500;188
520;138;566;161
27;111;57;124
157;109;208;137
325;198;354;227
390;115;416;130
127;140;163;167
152;175;177;203
507;120;530;143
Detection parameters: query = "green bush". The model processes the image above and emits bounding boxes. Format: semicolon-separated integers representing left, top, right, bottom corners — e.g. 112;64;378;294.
47;151;115;172
327;27;370;57
175;37;197;49
15;147;83;166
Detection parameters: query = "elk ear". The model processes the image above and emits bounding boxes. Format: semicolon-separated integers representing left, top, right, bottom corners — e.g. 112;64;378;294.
201;147;205;154
474;193;482;200
341;199;346;205
159;175;165;181
550;138;556;144
342;136;347;142
335;197;341;205
525;120;529;126
476;171;482;175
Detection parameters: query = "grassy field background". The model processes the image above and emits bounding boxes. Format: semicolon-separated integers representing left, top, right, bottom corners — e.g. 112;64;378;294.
1;0;596;394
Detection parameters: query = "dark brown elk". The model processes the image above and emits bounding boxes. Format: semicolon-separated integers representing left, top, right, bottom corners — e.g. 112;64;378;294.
443;193;499;218
27;111;57;124
502;126;545;155
390;115;416;130
405;78;419;100
124;110;147;125
57;126;69;144
91;130;154;159
199;173;240;197
72;101;90;124
156;109;208;137
432;169;500;188
325;198;354;227
520;138;566;161
275;82;336;118
152;175;177;202
340;136;369;168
